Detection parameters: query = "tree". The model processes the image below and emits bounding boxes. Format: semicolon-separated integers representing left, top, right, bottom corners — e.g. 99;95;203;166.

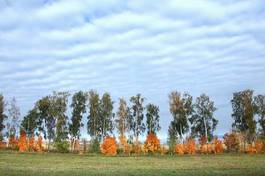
52;91;70;142
7;97;20;138
87;90;101;140
99;92;114;139
189;94;218;142
0;94;7;141
254;94;265;136
146;103;160;135
167;121;178;154
36;96;54;145
231;90;256;141
130;94;145;142
21;108;39;138
116;98;130;138
169;92;193;143
69;91;87;150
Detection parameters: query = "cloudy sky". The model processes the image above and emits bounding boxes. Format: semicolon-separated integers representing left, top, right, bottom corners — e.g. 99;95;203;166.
1;0;265;140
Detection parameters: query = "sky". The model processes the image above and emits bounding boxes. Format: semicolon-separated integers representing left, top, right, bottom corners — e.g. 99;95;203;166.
1;0;265;141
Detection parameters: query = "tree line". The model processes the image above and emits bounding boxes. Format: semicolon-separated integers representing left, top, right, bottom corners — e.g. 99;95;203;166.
0;89;264;152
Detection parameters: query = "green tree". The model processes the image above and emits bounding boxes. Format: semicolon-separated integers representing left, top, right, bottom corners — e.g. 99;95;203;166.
7;97;20;138
99;92;114;139
116;98;130;138
167;121;177;154
87;90;101;140
69;91;87;150
0;94;7;141
169;92;193;143
21;108;39;137
130;94;145;142
254;94;265;136
231;90;256;142
146;103;160;135
189;94;218;142
52;91;70;142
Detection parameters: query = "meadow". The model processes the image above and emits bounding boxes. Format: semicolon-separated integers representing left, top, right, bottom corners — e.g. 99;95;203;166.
1;151;265;176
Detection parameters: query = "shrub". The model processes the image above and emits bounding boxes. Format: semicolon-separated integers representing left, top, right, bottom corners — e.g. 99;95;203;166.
101;136;117;156
35;136;44;152
175;144;184;155
90;138;100;153
144;133;161;153
55;140;69;153
185;138;196;154
224;132;240;152
213;138;223;154
18;130;27;152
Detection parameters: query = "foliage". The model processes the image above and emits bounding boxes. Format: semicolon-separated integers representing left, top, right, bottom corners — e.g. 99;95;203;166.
35;136;43;152
175;144;184;155
119;135;131;154
231;90;256;142
146;103;160;135
8;135;18;150
130;94;145;142
28;136;35;151
55;140;69;153
18;130;27;152
143;133;160;153
185;138;196;154
224;132;240;152
101;136;117;156
169;92;193;142
213;138;223;154
190;94;218;142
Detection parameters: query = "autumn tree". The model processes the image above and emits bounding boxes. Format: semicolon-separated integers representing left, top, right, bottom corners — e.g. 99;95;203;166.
146;103;160;135
130;94;145;143
99;92;114;139
69;91;87;150
169;92;193;143
231;90;256;142
190;94;218;142
21;108;39;137
7;97;20;138
167;122;177;154
254;94;265;136
0;94;7;141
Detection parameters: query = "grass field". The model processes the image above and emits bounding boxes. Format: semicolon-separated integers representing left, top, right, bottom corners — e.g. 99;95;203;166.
1;151;265;176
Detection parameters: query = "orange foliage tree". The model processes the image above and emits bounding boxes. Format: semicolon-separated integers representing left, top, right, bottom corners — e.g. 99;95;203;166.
185;138;196;154
28;136;35;151
224;132;240;152
175;144;185;155
144;133;161;153
18;130;27;152
35;135;44;152
119;135;131;154
213;138;223;154
101;136;117;156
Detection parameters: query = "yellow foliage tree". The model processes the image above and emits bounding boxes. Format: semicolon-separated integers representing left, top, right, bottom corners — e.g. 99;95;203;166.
35;136;43;152
101;136;117;156
213;138;223;154
28;136;35;151
119;135;131;154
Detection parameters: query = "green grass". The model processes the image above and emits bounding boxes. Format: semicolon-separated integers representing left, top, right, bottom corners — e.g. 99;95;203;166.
1;151;265;176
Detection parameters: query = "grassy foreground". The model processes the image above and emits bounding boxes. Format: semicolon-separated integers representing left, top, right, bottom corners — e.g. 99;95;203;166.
1;151;265;176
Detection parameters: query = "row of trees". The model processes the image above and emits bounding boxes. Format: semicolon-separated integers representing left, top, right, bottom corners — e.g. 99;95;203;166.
0;89;264;152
